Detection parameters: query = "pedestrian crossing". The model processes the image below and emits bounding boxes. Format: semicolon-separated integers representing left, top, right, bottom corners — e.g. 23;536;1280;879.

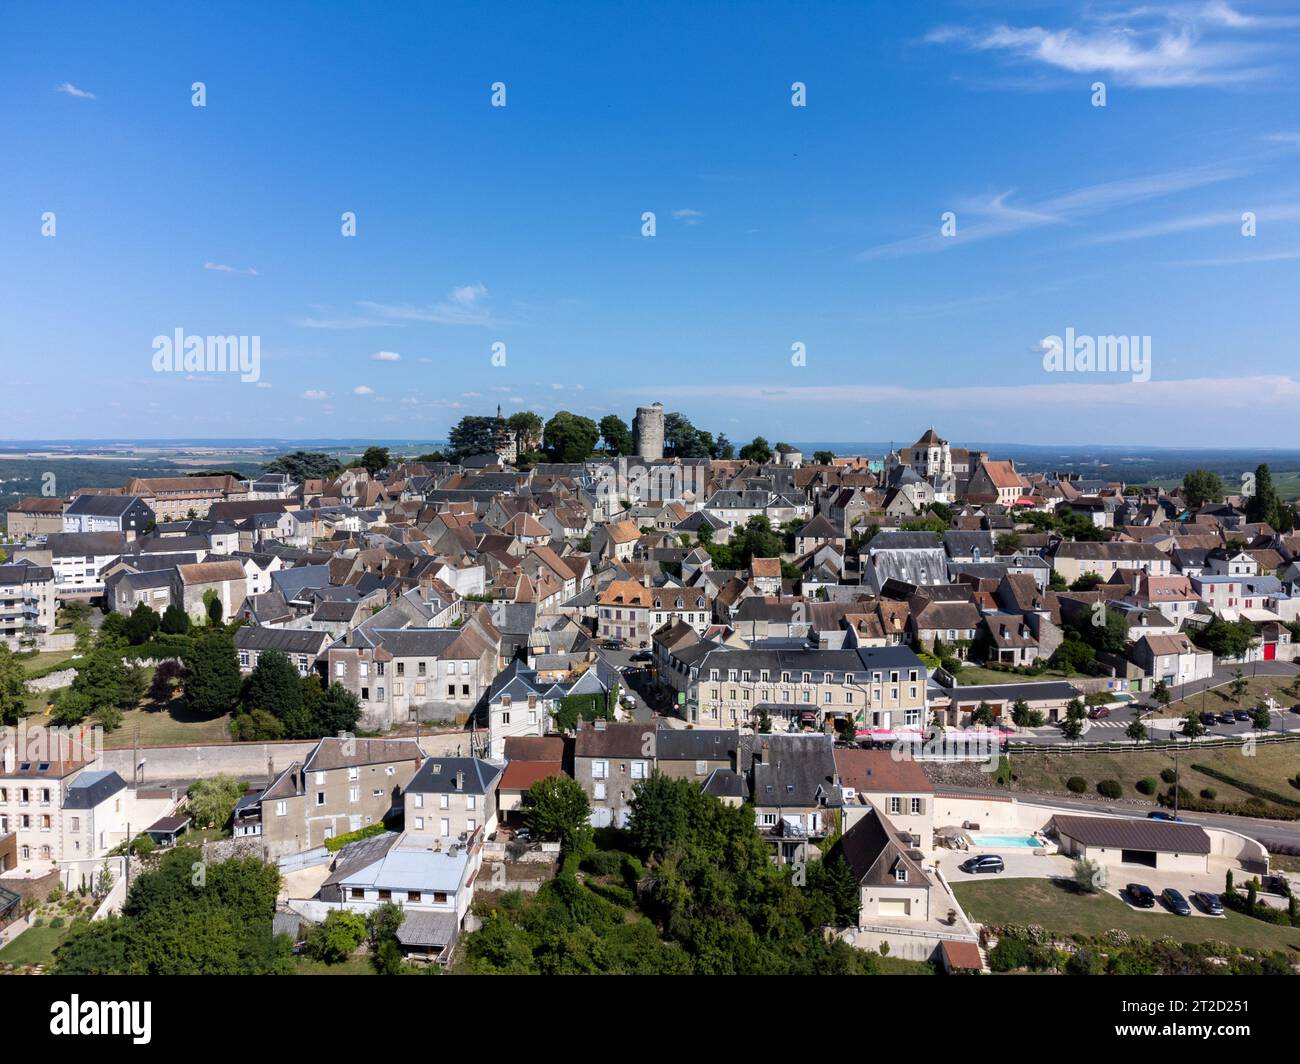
1087;719;1128;730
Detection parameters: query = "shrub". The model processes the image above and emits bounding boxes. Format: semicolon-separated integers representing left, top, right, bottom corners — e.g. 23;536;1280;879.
1136;778;1157;796
1160;768;1177;785
988;936;1031;972
580;850;625;877
49;916;65;929
1066;776;1088;794
1200;788;1217;800
1097;780;1122;800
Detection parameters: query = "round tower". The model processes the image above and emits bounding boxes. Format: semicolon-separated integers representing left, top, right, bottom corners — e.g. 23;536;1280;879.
633;402;665;460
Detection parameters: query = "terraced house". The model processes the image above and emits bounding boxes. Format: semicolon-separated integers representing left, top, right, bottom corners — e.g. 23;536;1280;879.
596;578;710;645
327;622;498;729
253;737;424;858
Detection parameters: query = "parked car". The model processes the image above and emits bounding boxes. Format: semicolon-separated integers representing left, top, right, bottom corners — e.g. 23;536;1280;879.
1216;712;1236;725
600;639;624;650
1148;811;1183;822
1292;703;1300;714
1161;887;1191;915
1199;712;1217;726
960;855;1005;875
512;827;532;842
1193;891;1224;915
1088;706;1112;719
1126;883;1156;908
629;651;653;663
1232;709;1252;721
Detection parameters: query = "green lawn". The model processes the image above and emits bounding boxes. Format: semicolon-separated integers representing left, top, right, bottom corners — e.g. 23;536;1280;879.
101;697;233;749
954;877;1300;956
955;665;1084;686
0;924;73;966
19;648;81;676
875;955;935;975
293;954;375;975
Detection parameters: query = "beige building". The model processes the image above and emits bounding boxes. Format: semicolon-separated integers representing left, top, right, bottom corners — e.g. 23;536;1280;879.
834;748;935;850
1050;541;1172;585
841;805;933;924
125;475;241;520
1051;814;1211;873
255;737;424;858
172;560;248;623
4;497;65;540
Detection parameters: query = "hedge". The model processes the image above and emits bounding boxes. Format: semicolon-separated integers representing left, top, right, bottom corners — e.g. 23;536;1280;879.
1190;763;1300;810
324;822;388;853
1066;777;1088;794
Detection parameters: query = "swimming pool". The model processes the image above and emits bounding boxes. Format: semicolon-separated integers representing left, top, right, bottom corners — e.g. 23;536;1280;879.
969;834;1043;848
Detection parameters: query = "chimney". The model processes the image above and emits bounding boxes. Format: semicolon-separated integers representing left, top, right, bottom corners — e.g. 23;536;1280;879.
1133;572;1141;596
455;769;465;791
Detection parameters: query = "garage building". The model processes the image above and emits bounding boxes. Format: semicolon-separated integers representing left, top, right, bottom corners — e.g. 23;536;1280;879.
1051;814;1210;873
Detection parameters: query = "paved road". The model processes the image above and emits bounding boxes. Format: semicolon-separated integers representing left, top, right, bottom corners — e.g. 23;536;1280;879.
939;783;1300;852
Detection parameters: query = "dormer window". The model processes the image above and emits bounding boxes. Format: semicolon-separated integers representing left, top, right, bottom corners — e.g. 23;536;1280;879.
894;866;908;883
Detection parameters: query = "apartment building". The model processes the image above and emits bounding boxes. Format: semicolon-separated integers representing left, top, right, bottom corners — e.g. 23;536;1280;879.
596;578;710;645
124;475;241;521
23;531;126;598
1050;541;1172;584
0;561;56;651
686;645;928;734
574;720;653;829
4;497;65;540
62;494;155;538
0;756;130;867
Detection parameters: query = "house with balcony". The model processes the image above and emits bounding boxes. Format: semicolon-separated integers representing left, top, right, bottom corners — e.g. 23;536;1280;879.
0;562;56;651
403;756;503;845
740;732;842;866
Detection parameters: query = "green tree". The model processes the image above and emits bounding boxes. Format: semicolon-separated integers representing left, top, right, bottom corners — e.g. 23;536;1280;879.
229;708;286;741
1245;463;1282;528
1060;716;1083;741
523;775;592;852
1126;719;1148;743
184;628;241;717
358;446;390;476
543;411;601;463
1182;468;1224;511
598;414;634;456
186;774;247;829
738;436;771;462
1181;711;1205;739
263;450;340;480
447;415;498;462
312;681;362;738
1152;680;1171;708
812;450;835;465
507;410;544;452
160;603;191;635
0;645;30;726
242;649;304;722
125;602;161;645
306;909;368;964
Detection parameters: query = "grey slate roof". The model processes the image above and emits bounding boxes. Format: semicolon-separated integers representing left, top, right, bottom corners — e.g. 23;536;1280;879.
405;756;503;796
63;770;127;809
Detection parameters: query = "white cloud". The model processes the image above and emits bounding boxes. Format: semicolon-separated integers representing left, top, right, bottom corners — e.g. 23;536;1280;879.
301;389;329;400
926;4;1294;89
353;385;375;395
255;382;273;389
673;208;705;225
360;283;496;326
56;82;95;99
204;262;259;276
371;351;401;362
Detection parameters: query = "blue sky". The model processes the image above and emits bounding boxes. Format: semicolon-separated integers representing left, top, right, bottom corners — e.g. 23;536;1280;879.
3;0;1300;447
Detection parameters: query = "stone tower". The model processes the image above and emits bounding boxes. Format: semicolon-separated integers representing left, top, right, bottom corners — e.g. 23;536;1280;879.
633;402;665;460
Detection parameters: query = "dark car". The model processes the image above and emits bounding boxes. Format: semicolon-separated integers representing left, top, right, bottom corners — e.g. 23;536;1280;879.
1161;887;1192;915
1148;810;1183;822
1233;709;1251;722
1199;712;1217;726
1216;712;1236;725
1126;883;1157;908
1292;703;1300;714
961;855;1005;875
629;651;653;663
1088;706;1112;719
600;639;624;650
1193;891;1224;915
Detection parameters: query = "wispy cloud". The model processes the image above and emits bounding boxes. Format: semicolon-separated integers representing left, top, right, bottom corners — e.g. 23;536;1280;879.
370;350;401;361
56;82;95;99
927;3;1295;89
856;161;1243;260
204;262;259;276
638;374;1300;411
301;389;329;400
673;208;705;226
352;385;375;395
360;282;496;326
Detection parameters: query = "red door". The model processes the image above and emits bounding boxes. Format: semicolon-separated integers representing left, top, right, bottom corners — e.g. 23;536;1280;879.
1264;643;1277;660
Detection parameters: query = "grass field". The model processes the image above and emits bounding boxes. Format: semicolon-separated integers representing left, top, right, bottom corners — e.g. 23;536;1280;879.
102;698;234;749
19;648;81;676
1008;743;1300;810
0;924;74;966
953;878;1300;955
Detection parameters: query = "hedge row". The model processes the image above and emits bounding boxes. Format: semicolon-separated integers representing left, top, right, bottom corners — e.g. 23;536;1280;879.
1190;763;1300;810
